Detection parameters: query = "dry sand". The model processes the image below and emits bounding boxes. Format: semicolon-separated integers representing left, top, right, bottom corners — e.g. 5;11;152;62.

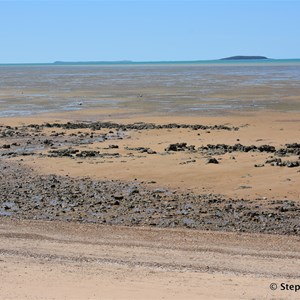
1;109;300;299
1;219;300;300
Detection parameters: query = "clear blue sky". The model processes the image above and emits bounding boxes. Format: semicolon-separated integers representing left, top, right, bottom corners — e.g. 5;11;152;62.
0;0;299;63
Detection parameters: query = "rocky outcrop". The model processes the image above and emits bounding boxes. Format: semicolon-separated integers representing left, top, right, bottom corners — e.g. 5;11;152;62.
1;161;299;235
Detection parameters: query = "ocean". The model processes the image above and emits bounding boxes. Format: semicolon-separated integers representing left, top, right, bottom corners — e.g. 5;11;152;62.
0;59;300;117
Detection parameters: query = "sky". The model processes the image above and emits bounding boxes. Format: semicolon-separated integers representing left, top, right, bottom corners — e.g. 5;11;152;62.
0;0;299;63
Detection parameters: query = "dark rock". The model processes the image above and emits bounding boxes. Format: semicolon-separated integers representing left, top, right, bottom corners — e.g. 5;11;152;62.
147;149;157;154
286;161;300;168
265;158;282;164
254;164;265;168
49;148;79;157
75;150;100;157
286;143;300;149
43;139;54;146
239;185;252;189
206;158;219;164
165;143;187;151
165;143;194;152
113;194;124;200
258;145;276;152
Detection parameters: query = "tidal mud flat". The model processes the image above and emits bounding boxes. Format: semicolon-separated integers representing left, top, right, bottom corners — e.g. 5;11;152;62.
2;53;300;300
1;118;300;235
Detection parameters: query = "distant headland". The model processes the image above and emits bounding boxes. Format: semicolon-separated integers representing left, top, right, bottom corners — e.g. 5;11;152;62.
220;56;269;60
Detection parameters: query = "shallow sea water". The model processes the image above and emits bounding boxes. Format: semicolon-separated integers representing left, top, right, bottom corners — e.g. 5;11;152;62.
0;60;300;117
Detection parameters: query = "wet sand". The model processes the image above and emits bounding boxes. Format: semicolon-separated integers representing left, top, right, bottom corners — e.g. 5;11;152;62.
1;64;300;118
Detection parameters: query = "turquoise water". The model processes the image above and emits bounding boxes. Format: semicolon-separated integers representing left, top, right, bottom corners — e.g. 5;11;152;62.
0;59;300;117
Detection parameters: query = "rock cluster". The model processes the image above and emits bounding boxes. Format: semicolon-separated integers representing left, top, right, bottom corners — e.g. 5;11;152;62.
1;121;299;171
124;146;157;154
265;158;300;168
197;143;300;168
39;121;239;131
48;148;120;158
198;143;300;156
199;143;276;155
1;161;299;235
165;143;195;152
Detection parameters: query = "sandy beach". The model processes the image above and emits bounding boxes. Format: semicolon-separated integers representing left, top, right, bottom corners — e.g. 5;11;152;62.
1;218;300;300
1;107;300;299
1;62;300;299
1;110;300;201
2;0;300;296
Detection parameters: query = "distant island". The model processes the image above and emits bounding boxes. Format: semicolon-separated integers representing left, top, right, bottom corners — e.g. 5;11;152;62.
53;60;133;65
220;56;269;60
48;57;277;66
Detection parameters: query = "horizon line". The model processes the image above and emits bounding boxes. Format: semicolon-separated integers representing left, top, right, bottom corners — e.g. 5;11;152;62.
1;57;300;65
